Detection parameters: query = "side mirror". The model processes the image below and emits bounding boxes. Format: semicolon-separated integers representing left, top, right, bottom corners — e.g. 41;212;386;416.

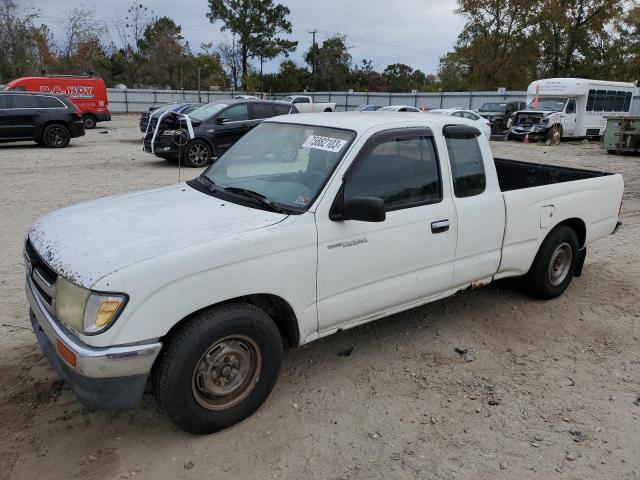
343;196;386;222
216;117;227;124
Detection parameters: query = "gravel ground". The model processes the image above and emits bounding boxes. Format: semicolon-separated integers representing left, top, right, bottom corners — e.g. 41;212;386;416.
0;115;639;480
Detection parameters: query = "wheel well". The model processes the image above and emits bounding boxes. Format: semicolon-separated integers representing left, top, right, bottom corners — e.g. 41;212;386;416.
163;294;300;347
82;113;96;119
188;136;215;154
324;108;332;112
558;217;586;248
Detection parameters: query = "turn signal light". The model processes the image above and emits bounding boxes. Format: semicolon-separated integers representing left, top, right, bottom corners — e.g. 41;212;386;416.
56;339;77;366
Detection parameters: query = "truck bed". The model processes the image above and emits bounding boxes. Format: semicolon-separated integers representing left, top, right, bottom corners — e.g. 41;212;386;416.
494;158;611;192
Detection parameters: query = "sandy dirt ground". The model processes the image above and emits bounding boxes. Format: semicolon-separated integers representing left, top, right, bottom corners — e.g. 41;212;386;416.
0;115;638;480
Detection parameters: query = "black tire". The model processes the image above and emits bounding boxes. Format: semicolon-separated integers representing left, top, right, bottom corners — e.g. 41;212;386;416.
323;108;332;112
546;125;562;144
42;124;71;148
82;114;97;129
491;121;504;135
153;303;283;434
182;139;213;168
523;225;579;299
607;149;617;155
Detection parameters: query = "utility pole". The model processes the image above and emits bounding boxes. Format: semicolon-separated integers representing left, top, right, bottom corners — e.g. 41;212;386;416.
308;29;317;74
197;64;201;102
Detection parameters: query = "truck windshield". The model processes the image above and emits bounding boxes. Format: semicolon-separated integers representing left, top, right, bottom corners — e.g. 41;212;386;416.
202;122;355;211
188;103;228;121
526;97;567;112
479;103;507;113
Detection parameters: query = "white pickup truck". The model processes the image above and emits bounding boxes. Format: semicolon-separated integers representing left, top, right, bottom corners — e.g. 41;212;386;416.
281;95;336;112
25;112;623;434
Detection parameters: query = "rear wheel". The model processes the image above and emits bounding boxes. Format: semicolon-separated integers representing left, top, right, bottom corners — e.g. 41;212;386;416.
523;225;579;299
82;114;97;129
182;139;212;168
491;121;504;134
153;303;283;434
42;124;71;148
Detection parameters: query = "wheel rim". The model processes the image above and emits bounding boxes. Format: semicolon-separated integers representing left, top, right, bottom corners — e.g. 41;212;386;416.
84;117;95;128
548;242;572;286
187;143;210;166
191;335;262;411
47;127;68;146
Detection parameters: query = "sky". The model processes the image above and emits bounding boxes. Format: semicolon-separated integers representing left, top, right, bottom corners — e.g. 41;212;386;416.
25;0;465;75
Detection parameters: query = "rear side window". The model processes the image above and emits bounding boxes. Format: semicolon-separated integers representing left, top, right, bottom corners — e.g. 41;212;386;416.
251;103;275;119
445;132;486;197
294;97;310;104
594;90;606;111
604;91;616;111
623;92;632;112
36;96;64;108
273;104;295;115
586;90;595;110
0;95;9;109
12;95;38;108
345;136;441;210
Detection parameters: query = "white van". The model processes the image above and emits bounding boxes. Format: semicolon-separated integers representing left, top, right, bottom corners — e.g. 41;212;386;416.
508;78;635;140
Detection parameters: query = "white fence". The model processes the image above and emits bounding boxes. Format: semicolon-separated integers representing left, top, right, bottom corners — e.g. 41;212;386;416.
107;88;640;116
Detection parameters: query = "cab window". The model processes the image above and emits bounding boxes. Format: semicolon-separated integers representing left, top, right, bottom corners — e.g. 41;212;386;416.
345;136;441;211
565;99;576;114
444;130;486;198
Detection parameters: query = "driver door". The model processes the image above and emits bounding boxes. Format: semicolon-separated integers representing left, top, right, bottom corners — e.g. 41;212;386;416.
315;129;458;332
213;103;251;152
563;99;577;136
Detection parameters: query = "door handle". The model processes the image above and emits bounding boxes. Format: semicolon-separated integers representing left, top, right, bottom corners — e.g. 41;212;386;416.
431;219;450;234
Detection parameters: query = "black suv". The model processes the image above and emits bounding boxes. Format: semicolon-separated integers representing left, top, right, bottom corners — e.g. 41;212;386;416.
144;99;297;167
478;101;526;134
0;92;85;147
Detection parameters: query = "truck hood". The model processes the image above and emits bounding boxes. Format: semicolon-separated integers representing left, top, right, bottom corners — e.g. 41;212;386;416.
514;109;556;116
28;183;285;288
479;111;505;118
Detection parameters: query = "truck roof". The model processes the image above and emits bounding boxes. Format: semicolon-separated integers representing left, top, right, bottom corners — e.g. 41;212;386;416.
266;111;474;135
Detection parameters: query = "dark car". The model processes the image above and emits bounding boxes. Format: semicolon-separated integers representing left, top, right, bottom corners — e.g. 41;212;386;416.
356;105;382;111
139;102;202;133
478;101;526;134
144;99;298;167
0;91;85;148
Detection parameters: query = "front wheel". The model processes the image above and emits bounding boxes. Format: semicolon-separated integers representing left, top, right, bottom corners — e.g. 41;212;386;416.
153;303;283;434
182;139;213;168
523;225;579;299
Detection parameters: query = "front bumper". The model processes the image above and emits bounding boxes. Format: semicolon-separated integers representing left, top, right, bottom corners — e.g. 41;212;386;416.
26;274;162;409
508;127;546;140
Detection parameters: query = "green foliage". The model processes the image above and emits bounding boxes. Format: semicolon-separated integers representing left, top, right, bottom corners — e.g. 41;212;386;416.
207;0;297;87
304;34;352;90
438;0;638;91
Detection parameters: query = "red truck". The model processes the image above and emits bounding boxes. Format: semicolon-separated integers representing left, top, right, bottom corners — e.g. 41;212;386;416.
4;75;111;129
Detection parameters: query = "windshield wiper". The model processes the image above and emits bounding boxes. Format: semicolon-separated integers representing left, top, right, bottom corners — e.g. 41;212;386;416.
197;175;219;192
223;187;286;213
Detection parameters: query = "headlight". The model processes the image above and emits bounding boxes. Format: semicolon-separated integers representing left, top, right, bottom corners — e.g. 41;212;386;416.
55;277;127;335
162;130;176;136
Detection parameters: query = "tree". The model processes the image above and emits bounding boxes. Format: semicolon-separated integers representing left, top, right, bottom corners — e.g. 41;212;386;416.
0;0;55;81
207;0;297;87
216;37;242;88
304;34;351;90
59;4;107;71
138;16;188;88
536;0;623;77
351;59;387;91
115;2;154;53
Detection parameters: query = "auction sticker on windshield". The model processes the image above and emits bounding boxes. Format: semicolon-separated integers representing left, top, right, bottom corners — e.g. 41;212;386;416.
302;135;348;152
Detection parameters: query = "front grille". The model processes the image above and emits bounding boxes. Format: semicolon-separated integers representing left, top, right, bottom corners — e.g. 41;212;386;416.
25;239;58;315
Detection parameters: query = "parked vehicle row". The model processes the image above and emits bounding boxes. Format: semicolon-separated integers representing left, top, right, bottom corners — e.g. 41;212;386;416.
143;99;298;167
507;78;636;142
139;102;202;132
4;75;111;129
0;91;85;147
25;111;623;433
